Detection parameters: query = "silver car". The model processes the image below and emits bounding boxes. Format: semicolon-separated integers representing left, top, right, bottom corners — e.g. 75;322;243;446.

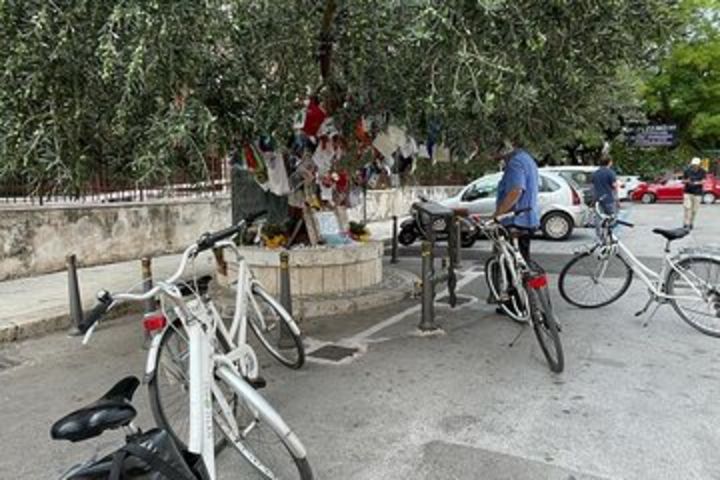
441;171;589;240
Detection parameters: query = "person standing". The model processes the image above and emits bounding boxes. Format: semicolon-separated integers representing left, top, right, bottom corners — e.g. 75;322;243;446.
683;157;706;230
494;140;540;262
591;156;618;215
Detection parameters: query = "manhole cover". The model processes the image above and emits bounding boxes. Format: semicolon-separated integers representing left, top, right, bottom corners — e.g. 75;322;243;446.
436;295;473;306
0;354;20;371
309;344;358;362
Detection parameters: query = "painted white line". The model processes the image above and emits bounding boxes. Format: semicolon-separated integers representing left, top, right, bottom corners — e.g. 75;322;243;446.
348;269;483;343
306;267;484;364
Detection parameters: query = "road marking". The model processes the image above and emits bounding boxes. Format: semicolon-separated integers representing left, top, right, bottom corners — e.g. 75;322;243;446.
306;268;484;364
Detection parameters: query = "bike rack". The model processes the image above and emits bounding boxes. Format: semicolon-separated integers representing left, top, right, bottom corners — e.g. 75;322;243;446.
414;201;462;331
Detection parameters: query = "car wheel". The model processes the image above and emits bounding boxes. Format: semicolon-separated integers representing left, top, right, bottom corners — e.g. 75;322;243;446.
541;212;573;241
702;192;716;204
398;226;418;246
460;231;476;248
641;192;656;204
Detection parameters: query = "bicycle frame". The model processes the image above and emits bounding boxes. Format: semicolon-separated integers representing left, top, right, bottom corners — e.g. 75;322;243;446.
81;238;302;480
595;232;707;304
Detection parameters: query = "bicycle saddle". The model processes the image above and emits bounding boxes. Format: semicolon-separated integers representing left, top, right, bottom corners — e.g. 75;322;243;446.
652;227;689;241
51;376;139;442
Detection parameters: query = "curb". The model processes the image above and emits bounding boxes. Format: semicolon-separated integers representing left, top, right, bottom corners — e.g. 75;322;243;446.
0;303;142;345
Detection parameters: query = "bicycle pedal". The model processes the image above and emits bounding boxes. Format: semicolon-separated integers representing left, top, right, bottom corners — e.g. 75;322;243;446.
248;376;267;390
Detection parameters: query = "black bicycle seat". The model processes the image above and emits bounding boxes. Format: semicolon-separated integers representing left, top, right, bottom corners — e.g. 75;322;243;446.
51;376;139;442
652;227;689;242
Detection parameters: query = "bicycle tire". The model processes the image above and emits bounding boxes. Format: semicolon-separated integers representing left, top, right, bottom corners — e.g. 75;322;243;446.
249;282;305;369
148;320;233;453
214;366;314;480
558;250;633;308
665;256;720;337
484;256;530;323
528;287;564;373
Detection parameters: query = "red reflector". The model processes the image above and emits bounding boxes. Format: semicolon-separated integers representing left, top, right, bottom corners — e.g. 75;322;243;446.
527;275;548;290
143;313;167;332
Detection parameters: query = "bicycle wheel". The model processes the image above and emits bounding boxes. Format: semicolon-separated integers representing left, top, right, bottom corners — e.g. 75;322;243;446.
484;256;530;322
249;282;305;369
558;249;633;308
528;287;564;373
214;366;314;480
665;256;720;337
148;320;232;452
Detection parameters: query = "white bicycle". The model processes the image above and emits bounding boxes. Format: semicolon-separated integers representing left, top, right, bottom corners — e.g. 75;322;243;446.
77;213;313;479
559;204;720;337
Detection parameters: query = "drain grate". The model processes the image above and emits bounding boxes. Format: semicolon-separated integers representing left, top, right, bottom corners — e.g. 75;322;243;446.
0;354;20;371
309;344;359;362
436;295;473;306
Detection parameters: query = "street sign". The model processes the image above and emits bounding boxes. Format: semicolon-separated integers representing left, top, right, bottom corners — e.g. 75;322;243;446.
623;124;678;147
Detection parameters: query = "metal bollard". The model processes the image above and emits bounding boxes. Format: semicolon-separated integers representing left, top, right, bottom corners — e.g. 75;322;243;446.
390;215;399;264
419;240;440;331
141;257;157;314
67;254;83;336
452;215;462;266
278;251;295;348
212;247;228;277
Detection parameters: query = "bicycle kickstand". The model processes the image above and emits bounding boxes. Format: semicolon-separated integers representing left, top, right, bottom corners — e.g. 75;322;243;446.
635;295;663;328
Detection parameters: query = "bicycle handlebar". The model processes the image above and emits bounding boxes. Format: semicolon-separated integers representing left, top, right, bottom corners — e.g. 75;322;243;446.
468;207;532;227
79;211;266;339
196;210;266;252
593;202;634;228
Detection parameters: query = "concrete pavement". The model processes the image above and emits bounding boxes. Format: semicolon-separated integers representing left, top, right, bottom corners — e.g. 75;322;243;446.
2;259;719;479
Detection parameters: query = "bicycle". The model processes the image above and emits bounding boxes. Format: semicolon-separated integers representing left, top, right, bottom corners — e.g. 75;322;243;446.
468;210;565;373
74;212;313;479
558;203;720;337
52;376;210;479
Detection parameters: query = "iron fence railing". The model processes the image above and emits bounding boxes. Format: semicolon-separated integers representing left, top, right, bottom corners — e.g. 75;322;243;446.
0;157;230;206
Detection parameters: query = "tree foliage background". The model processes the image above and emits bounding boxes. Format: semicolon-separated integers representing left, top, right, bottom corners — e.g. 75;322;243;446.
0;0;687;194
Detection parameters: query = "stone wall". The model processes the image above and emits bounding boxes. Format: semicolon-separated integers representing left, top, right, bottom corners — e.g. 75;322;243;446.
0;186;458;280
236;242;383;296
0;199;232;281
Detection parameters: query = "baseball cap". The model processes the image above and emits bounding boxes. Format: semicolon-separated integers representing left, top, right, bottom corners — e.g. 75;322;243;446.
691;157;701;166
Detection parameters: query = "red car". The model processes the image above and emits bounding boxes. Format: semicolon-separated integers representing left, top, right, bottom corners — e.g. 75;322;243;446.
631;174;720;204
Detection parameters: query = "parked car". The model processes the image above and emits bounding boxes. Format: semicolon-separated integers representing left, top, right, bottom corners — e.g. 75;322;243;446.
541;166;634;203
618;175;642;198
440;171;588;240
631;174;720;204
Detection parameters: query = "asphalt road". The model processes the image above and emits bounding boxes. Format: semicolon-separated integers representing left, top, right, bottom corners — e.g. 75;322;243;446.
2;260;719;479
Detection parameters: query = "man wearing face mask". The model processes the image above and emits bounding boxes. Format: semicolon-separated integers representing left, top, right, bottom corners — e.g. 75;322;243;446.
493;139;541;262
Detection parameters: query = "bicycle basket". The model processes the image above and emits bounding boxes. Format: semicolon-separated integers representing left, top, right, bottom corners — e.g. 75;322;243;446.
65;429;208;480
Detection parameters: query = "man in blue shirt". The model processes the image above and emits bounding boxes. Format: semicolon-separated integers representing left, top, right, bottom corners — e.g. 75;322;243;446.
494;142;541;262
591;157;617;215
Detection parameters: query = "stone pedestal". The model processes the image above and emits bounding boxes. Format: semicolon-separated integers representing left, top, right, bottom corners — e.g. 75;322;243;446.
236;242;383;296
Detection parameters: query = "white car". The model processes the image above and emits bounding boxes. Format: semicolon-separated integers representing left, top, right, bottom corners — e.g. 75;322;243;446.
618;175;642;199
440;171;589;240
541;165;636;202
